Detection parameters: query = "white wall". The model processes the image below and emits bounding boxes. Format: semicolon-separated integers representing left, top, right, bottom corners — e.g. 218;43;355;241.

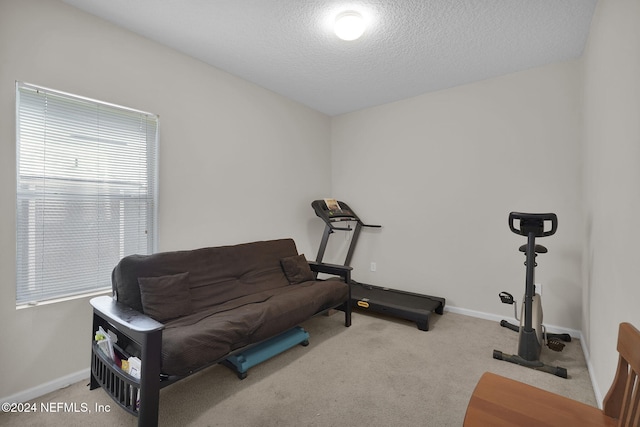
331;61;584;330
0;0;330;400
582;0;640;402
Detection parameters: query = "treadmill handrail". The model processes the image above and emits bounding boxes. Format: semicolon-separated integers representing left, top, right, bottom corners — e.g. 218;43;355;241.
330;225;353;231
327;222;381;231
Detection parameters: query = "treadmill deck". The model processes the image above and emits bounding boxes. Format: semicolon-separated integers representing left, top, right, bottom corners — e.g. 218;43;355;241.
350;282;445;331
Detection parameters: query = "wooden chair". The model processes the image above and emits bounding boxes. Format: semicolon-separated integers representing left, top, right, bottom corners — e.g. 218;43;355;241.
463;322;640;427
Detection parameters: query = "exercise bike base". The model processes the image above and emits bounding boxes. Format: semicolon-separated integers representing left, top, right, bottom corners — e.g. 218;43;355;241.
500;320;573;343
493;349;568;379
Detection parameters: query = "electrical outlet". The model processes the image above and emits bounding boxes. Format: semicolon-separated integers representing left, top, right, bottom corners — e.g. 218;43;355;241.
370;262;376;272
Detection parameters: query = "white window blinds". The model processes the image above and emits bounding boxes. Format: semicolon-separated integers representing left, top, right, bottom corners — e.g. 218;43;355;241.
16;82;158;305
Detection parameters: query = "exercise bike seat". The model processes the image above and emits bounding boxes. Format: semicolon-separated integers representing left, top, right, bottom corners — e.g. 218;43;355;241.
518;244;547;253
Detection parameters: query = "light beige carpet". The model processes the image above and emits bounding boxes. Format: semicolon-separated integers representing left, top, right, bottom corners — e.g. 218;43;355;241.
0;310;597;426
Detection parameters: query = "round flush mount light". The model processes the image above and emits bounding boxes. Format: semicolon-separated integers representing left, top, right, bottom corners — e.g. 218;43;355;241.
334;11;366;41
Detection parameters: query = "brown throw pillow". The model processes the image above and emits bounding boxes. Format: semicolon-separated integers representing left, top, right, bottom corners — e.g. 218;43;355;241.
138;272;193;322
281;254;314;284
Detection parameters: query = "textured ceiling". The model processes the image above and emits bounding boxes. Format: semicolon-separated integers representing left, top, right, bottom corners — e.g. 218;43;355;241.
61;0;597;116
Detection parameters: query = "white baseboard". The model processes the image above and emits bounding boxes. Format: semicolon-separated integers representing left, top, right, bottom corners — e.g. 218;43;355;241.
0;368;90;405
444;305;581;337
444;305;603;406
579;333;604;408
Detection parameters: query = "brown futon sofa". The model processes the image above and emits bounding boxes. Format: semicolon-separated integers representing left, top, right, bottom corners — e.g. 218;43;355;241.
89;238;352;426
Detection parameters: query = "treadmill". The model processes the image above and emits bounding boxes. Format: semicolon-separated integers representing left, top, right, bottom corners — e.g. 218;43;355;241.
312;199;445;331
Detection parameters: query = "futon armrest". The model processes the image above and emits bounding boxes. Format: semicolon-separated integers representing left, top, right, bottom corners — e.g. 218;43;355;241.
90;295;164;338
308;261;352;280
90;295;164;426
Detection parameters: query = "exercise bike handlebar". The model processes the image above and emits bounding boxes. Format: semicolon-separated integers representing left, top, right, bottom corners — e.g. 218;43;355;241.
509;212;558;237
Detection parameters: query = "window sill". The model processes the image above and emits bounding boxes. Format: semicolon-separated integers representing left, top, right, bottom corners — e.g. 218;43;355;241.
17;288;112;310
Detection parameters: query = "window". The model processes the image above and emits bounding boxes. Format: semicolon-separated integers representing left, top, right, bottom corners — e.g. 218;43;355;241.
16;82;158;305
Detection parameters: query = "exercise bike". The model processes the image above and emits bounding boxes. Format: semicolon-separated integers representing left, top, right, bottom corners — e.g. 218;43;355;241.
493;212;572;378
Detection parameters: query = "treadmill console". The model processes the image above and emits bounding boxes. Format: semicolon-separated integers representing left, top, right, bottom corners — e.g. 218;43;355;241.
312;199;359;223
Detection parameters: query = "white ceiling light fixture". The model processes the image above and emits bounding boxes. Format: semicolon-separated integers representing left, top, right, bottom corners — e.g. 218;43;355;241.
334;11;366;41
